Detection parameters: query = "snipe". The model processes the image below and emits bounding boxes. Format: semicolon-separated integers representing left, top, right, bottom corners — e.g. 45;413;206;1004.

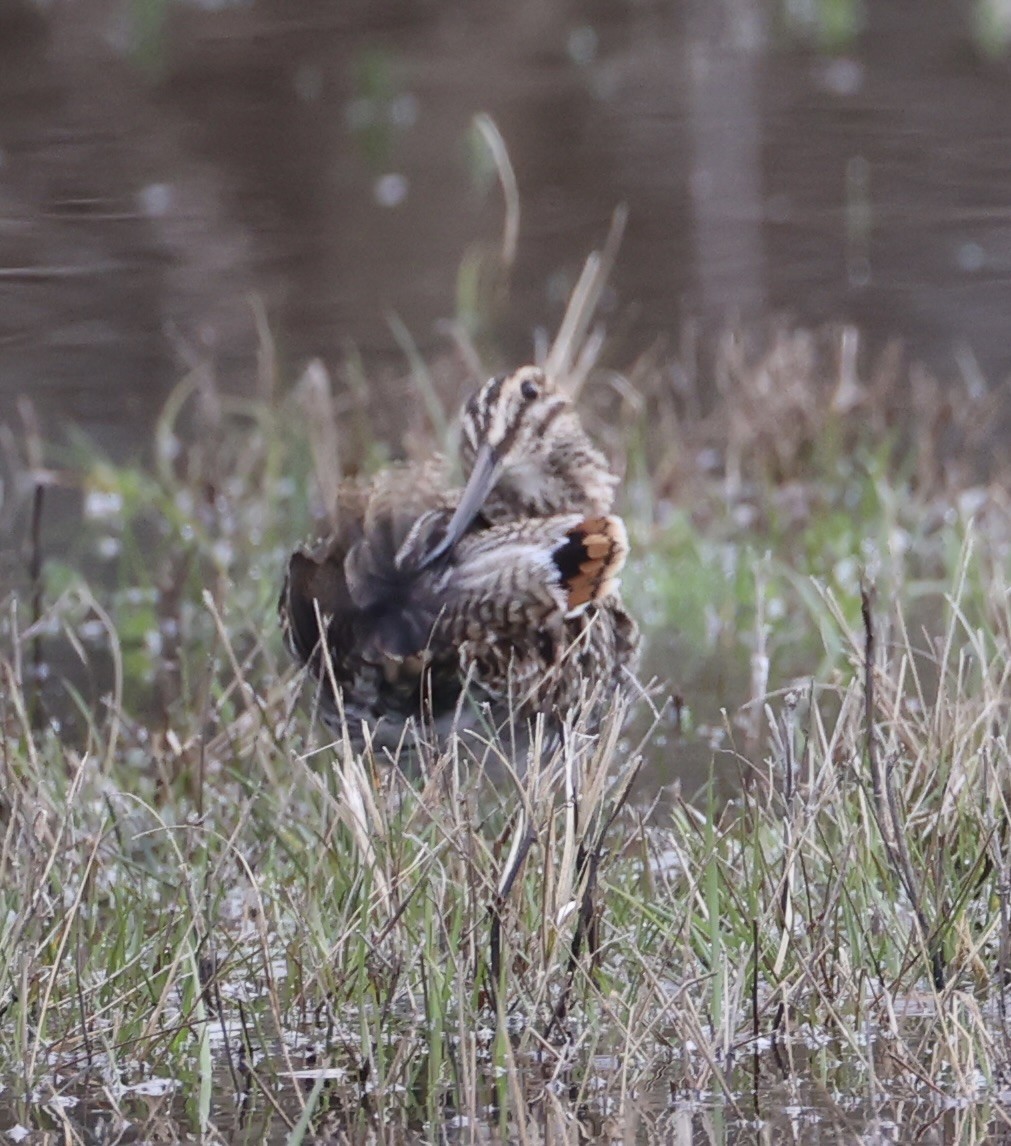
280;366;640;748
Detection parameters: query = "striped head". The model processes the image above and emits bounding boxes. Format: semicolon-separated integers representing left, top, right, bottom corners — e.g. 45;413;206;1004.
459;367;618;521
420;367;619;567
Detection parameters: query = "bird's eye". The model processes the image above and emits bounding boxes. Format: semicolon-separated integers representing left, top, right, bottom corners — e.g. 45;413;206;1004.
520;378;540;401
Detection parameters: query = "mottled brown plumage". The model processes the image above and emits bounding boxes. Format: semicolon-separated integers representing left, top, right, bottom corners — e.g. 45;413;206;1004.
280;366;640;748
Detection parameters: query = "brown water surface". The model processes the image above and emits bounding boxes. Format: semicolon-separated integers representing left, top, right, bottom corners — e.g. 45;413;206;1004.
4;0;1011;452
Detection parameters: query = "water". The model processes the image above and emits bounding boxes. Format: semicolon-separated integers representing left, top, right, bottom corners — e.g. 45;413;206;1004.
4;0;1011;454
2;1030;1005;1142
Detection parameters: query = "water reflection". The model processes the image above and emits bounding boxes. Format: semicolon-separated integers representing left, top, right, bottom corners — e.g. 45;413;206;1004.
2;1032;1006;1143
3;0;1011;456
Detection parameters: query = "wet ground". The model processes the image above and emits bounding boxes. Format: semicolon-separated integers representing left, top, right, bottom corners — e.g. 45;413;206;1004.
4;0;1011;452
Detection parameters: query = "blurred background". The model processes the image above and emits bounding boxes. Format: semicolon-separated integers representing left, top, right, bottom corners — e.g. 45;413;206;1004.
4;0;1011;454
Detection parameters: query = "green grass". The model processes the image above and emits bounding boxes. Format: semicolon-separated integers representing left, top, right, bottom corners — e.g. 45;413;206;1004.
2;328;1011;1141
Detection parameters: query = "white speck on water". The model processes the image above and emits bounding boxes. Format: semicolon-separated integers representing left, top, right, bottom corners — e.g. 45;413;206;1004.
389;92;419;128
44;1095;79;1110
96;535;121;559
956;241;985;273
819;57;864;96
567;25;598;66
212;540;234;568
833;556;859;592
84;488;124;520
123;1078;178;1097
958;486;989;517
138;183;172;218
122;587;157;605
888;528;910;558
374;173;409;208
696;447;722;473
79;618;107;642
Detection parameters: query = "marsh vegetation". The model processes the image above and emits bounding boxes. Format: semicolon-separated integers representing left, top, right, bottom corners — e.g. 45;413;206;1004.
3;286;1011;1141
6;1;1011;1139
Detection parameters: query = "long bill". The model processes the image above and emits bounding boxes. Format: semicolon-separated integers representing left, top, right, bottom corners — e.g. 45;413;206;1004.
420;442;501;568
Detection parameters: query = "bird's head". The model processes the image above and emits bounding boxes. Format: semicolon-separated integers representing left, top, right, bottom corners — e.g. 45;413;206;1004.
423;366;617;566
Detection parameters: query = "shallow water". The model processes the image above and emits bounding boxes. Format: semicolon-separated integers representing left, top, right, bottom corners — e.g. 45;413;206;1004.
3;0;1011;453
2;1029;1006;1143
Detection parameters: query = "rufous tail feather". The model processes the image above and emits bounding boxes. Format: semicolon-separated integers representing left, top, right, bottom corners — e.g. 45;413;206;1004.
553;515;628;612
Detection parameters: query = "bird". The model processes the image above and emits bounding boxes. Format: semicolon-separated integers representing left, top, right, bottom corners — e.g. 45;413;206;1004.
279;366;640;751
